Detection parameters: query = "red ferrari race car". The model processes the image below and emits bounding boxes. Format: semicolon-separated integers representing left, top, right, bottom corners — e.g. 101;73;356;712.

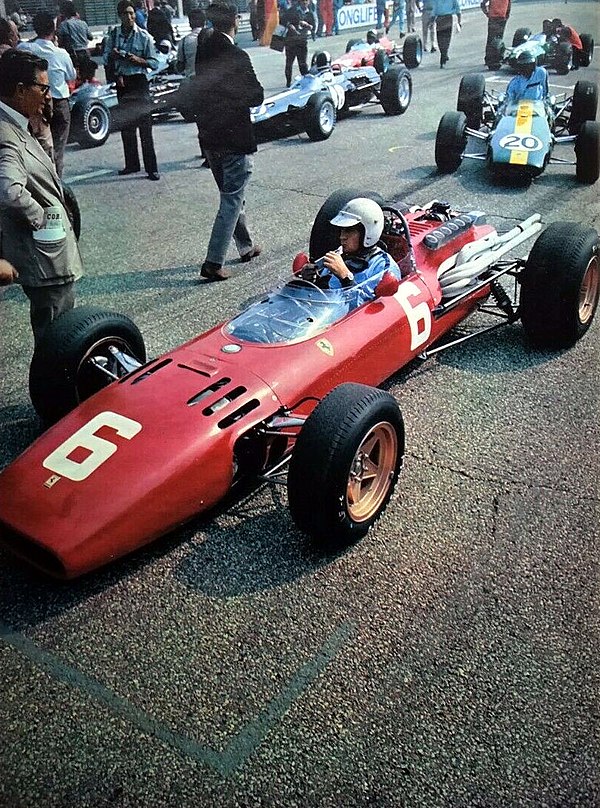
331;30;423;72
0;190;598;578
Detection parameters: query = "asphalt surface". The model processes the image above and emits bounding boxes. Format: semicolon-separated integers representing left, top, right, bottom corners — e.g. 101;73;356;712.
1;2;599;806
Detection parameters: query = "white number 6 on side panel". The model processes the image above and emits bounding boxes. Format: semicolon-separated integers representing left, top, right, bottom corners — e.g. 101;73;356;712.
43;411;142;482
394;281;432;351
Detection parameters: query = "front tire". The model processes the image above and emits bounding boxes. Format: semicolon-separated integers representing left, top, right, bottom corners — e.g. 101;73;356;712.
304;92;336;141
568;80;598;135
402;34;422;69
512;27;531;47
29;307;146;425
288;383;404;547
380;65;412;115
309;188;384;259
435;111;467;173
520;223;600;348
575;121;600;184
457;73;485;129
71;99;111;148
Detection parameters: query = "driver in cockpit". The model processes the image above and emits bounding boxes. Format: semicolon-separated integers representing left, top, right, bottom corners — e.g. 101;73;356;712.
301;197;401;308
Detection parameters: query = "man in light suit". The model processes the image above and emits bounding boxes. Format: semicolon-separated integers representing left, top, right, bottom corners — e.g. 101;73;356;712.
0;49;83;345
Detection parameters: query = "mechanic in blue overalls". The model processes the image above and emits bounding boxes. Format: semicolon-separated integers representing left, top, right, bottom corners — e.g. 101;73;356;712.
301;198;402;309
505;50;549;105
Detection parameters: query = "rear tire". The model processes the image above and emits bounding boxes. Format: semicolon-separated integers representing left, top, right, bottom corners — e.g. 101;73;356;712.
577;33;594;68
288;383;404;548
435;111;467;173
554;42;573;75
575;121;600;184
380;65;412;115
402;34;422;69
345;38;363;53
512;27;531;47
309;188;384;259
373;49;390;75
29;307;146;425
457;73;485;129
304;92;336;141
520;223;600;348
568;80;598;135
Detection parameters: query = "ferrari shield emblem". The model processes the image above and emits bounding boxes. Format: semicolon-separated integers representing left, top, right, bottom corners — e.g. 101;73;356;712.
316;339;334;356
43;474;61;489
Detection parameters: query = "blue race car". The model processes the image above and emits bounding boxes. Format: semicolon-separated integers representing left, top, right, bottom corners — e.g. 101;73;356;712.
250;55;412;141
435;73;599;184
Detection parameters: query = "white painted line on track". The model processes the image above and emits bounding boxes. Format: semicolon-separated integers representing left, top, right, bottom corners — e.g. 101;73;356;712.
63;168;114;183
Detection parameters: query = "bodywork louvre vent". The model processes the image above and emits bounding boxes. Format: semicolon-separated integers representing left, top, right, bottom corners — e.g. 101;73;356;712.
188;378;231;406
218;399;260;429
202;386;246;416
130;358;173;385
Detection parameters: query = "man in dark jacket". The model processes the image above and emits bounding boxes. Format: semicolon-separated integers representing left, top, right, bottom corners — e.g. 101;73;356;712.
194;2;264;281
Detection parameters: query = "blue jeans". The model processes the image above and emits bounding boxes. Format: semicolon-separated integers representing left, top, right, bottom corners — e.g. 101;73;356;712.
204;152;254;266
388;0;405;33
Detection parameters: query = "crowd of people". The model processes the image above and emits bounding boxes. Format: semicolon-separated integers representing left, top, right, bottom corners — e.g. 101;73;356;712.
0;0;580;346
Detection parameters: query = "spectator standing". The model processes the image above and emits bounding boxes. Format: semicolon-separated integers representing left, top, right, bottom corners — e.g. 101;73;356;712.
376;0;386;31
57;1;93;67
283;0;313;88
432;0;461;68
405;0;417;33
0;50;83;345
176;7;209;165
147;4;175;47
160;2;176;23
386;0;405;37
134;0;148;29
193;2;264;281
319;0;333;37
481;0;510;68
332;0;343;35
19;12;76;179
103;1;160;180
0;18;19;54
418;0;436;51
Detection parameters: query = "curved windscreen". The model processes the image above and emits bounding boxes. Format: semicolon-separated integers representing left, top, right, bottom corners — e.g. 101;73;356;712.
224;280;351;345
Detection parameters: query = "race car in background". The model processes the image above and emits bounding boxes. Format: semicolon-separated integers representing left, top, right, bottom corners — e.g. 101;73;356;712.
68;45;185;148
251;55;412;141
332;30;422;72
0;187;597;578
435;74;599;183
486;19;594;74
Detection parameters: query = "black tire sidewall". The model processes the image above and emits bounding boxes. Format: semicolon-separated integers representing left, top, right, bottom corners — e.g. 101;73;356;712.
29;306;146;425
288;383;404;545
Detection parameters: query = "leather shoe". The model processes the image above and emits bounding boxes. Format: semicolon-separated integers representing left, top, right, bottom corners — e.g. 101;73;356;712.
200;261;230;281
147;172;160;181
118;167;139;175
240;245;262;263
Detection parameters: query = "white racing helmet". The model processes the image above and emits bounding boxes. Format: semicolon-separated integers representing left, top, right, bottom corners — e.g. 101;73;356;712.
330;197;384;248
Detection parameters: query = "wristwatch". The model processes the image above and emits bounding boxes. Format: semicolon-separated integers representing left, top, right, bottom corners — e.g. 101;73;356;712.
340;271;355;288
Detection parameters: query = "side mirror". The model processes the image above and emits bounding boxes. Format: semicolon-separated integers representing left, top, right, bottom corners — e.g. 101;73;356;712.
374;271;400;298
292;251;309;275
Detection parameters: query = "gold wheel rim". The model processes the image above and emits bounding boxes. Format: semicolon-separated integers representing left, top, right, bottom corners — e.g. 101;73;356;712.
579;254;599;325
346;421;398;523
